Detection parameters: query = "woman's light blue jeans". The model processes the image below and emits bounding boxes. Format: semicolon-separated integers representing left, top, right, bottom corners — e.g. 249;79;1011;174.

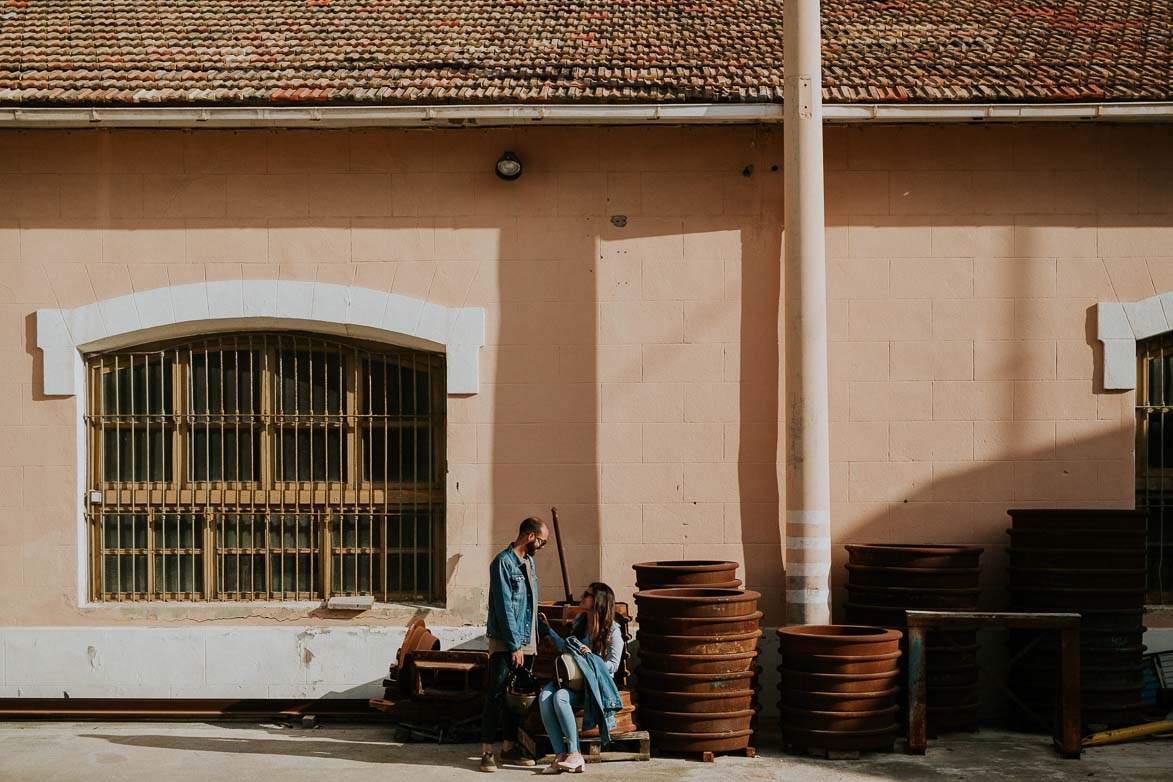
538;681;584;754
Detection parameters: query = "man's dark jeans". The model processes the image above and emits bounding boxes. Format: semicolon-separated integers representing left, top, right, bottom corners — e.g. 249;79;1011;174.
481;651;534;744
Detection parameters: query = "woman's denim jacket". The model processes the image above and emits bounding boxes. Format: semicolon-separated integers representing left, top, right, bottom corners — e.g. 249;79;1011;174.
486;546;542;652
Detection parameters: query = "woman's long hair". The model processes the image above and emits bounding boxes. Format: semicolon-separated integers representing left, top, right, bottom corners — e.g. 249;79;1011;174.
581;582;616;656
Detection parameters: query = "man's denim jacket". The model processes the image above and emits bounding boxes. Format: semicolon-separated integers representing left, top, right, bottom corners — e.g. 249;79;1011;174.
486;545;543;652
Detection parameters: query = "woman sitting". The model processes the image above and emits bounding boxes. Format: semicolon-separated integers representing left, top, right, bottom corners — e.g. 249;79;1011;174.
536;582;624;774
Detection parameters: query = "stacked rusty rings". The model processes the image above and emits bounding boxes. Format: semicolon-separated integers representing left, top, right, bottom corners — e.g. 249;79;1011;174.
632;560;742;591
843;544;984;734
1007;509;1148;730
777;625;903;752
634;586;761;753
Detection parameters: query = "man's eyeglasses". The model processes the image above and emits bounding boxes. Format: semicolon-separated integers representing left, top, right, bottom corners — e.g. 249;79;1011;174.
534;536;549;548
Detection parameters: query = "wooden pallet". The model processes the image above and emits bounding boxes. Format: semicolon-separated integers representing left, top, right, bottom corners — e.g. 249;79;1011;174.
518;727;650;763
656;746;757;762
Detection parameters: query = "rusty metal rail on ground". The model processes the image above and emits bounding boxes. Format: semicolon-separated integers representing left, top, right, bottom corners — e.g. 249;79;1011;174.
905;610;1081;759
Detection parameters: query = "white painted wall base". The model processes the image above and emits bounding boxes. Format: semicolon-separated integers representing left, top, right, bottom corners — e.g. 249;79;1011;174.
0;626;487;700
3;626;1164;715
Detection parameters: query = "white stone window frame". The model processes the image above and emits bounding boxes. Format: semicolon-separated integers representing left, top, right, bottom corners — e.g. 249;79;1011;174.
1097;296;1173;391
35;281;485;607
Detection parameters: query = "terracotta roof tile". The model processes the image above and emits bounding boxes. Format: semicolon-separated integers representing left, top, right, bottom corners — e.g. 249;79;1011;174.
0;1;1169;105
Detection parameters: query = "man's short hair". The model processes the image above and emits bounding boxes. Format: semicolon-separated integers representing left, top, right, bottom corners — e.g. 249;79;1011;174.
518;517;546;538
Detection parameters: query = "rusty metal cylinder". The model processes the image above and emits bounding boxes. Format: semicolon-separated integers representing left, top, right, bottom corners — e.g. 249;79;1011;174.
1007;508;1148;730
635;629;762;656
777;625;903;752
638;708;755;734
843;544;983;734
634;583;761;753
634;588;760;618
636;611;765;637
637;687;755;714
632;560;741;590
639;650;758;675
636;668;756;694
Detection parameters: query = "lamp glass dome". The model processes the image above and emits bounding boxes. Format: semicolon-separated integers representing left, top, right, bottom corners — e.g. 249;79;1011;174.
495;151;522;180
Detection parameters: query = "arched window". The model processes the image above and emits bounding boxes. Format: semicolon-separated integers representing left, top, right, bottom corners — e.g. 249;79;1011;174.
85;332;446;604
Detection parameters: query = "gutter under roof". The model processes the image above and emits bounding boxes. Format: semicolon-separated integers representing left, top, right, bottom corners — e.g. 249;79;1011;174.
1;102;1172;128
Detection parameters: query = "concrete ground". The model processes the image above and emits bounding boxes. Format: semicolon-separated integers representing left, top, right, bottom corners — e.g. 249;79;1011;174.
0;721;1170;781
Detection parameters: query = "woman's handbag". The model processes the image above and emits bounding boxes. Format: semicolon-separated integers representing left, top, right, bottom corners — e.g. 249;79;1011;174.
554;650;585;691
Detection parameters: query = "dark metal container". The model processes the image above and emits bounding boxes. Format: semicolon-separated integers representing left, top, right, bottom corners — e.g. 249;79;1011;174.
845;544;983;569
843;543;984;734
1006;508;1148;730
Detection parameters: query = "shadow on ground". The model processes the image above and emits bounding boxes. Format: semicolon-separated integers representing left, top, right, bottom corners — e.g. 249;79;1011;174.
56;722;1173;781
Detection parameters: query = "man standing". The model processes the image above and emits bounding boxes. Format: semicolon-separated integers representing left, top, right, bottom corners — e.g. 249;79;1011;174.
480;517;549;772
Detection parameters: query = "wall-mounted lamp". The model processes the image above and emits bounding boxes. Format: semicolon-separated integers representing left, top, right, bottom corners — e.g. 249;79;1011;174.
495;151;522;181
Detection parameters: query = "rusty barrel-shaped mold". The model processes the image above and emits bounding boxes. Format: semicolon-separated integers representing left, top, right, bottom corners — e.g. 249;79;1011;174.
780;668;903;693
846;584;981;610
634;585;761;752
779;686;900;711
844;543;983;734
638;687;755;714
637;668;756;695
632;560;740;589
1007;508;1148;730
780;725;901;752
638;579;744;591
639;650;758;675
636;629;762;655
780;650;902;675
847;563;982;589
639;708;755;733
846;544;983;569
1007;508;1148;532
779;704;900;733
777;625;903;752
634;588;761;618
779;624;905;658
636;611;765;637
1008;567;1147;591
1009;547;1146;571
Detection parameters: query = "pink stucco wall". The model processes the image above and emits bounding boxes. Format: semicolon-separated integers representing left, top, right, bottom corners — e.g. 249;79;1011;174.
0;124;1170;628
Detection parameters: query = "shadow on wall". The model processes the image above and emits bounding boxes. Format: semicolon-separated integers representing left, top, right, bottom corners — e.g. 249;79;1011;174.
472;126;789;621
12;124;1173;629
9;125;789;622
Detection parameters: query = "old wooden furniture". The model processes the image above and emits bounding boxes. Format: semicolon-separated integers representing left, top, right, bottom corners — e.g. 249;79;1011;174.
905;610;1081;759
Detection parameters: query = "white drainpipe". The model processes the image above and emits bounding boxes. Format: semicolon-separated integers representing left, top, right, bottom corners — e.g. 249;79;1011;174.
783;0;833;627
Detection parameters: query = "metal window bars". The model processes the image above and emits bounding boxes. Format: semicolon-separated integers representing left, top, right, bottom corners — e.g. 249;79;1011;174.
85;332;446;603
1136;333;1173;604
